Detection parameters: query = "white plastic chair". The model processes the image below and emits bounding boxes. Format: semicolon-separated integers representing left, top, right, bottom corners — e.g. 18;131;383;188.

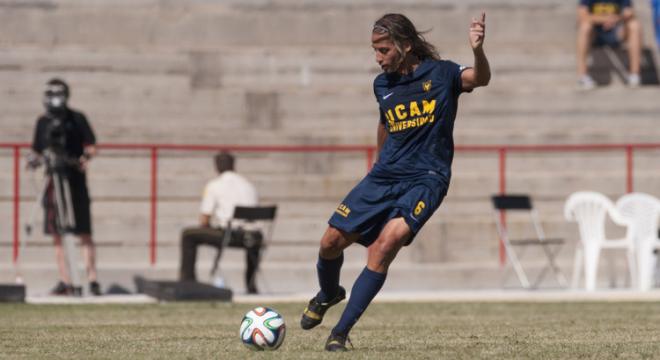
564;191;636;291
616;193;660;291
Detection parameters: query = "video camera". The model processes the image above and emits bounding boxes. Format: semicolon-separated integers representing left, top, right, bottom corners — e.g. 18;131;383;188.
26;116;82;177
37;116;81;175
44;117;67;153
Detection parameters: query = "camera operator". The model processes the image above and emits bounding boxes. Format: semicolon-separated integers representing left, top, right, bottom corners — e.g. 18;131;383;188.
29;78;101;296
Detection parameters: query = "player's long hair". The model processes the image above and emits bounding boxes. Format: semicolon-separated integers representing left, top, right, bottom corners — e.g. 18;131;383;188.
373;14;440;61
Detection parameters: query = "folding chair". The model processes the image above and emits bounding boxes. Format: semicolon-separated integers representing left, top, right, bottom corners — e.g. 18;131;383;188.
492;194;567;289
209;205;277;292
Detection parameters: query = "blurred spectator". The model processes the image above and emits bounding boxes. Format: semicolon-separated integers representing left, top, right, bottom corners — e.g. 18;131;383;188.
577;0;642;89
29;78;101;296
179;152;262;294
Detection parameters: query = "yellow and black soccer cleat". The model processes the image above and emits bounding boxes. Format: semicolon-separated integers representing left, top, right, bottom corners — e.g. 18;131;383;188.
300;286;346;330
324;332;352;352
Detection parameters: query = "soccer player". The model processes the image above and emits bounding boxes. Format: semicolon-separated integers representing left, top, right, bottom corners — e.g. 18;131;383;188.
299;13;490;351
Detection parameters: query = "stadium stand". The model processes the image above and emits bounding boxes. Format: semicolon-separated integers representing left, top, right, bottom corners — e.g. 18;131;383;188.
1;0;659;294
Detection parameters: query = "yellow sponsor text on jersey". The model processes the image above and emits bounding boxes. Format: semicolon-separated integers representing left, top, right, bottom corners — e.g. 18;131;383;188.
592;3;619;15
384;99;437;133
388;115;435;133
336;203;351;217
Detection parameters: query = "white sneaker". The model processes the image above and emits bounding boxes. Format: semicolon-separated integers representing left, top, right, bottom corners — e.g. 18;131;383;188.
627;73;641;88
578;75;596;90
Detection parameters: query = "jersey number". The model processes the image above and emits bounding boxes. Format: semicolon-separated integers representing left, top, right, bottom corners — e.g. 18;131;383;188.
414;201;426;216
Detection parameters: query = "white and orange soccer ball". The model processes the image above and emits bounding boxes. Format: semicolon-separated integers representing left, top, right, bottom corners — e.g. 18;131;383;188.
239;306;286;351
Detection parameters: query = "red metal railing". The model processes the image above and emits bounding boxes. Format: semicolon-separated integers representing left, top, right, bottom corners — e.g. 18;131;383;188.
2;142;659;266
457;143;660;263
1;143;375;265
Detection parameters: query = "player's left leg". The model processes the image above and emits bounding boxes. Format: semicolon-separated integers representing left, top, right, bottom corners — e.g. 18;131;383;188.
622;17;642;85
51;234;74;295
79;234;101;295
70;173;100;294
245;236;261;294
79;234;97;281
301;226;358;330
325;217;411;352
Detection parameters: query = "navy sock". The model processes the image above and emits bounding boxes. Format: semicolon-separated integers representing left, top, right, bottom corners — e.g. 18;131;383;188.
332;267;387;336
316;253;344;303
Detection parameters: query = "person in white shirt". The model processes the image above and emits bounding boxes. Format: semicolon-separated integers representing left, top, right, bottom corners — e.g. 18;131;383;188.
179;152;262;294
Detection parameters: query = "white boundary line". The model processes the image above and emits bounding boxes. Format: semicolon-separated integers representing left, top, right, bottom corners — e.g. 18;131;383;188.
25;290;660;304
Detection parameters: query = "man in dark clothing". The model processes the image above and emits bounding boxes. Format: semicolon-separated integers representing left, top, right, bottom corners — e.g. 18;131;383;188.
29;78;101;296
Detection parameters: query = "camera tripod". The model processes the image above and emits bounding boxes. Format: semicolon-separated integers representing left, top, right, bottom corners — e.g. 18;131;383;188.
21;150;84;296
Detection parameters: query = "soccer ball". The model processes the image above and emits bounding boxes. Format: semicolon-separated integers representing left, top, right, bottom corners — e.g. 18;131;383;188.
239;306;286;351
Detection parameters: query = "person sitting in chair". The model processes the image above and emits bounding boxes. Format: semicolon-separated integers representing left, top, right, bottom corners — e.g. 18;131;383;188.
179;152;262;294
577;0;643;89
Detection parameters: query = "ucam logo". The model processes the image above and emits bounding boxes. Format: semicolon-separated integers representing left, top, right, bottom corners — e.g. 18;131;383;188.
422;80;432;92
335;204;351;217
383;99;437;133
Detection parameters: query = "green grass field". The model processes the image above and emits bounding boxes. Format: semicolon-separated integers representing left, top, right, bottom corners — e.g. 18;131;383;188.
1;301;660;359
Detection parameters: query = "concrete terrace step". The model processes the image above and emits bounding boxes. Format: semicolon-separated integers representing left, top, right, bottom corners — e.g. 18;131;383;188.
0;257;627;297
3;145;659;186
0;1;581;50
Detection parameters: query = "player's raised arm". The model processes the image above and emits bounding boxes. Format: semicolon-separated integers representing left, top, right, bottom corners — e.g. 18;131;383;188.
462;12;491;90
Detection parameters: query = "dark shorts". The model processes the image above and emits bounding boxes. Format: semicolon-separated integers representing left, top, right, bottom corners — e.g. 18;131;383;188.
593;25;622;47
328;175;448;247
43;169;92;235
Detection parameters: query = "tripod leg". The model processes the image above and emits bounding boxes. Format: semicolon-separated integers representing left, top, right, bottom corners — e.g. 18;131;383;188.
17;176;54;284
63;234;82;296
52;174;67;231
53;173;82;295
61;177;76;229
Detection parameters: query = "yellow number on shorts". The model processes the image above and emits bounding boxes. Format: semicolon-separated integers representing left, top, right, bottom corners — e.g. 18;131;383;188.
414;201;426;216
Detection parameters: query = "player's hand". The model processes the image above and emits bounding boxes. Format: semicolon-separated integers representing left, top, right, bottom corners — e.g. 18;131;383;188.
469;12;486;51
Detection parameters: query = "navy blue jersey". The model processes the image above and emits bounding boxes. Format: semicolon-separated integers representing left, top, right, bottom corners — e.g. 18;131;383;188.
579;0;632;14
370;59;467;185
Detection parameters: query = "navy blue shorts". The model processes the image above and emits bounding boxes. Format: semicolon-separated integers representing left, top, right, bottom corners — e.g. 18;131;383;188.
593;25;622;48
328;175;448;247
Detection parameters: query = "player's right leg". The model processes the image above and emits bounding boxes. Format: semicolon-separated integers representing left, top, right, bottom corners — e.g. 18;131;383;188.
179;227;223;281
79;234;102;295
300;226;358;330
622;17;642;85
576;16;595;88
51;234;73;295
325;218;412;351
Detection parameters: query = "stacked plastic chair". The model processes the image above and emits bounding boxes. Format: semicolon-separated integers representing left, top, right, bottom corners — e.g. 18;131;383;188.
616;193;660;291
564;191;637;291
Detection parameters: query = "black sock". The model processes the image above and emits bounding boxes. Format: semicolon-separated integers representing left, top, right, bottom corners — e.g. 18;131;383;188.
316;253;344;303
